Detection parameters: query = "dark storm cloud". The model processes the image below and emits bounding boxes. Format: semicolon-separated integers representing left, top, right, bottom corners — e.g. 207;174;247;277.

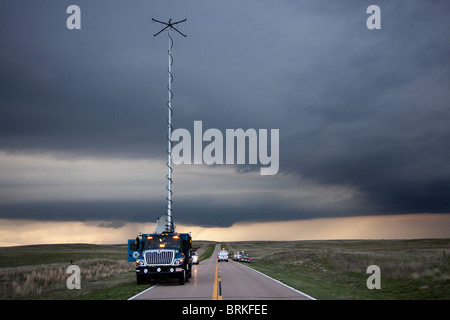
278;2;450;214
0;192;363;228
0;0;449;226
0;1;168;159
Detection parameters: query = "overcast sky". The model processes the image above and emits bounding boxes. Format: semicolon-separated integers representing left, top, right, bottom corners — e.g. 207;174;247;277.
0;0;449;237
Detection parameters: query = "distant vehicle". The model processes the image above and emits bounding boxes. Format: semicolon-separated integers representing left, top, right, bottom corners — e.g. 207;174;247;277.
217;250;229;262
233;250;248;261
192;252;199;264
233;251;241;261
239;254;251;263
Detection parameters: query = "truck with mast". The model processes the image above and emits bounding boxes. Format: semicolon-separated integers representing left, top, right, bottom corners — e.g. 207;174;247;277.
128;215;192;285
127;18;191;285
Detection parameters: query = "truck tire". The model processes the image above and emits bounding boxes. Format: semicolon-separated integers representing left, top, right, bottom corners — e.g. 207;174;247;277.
179;270;185;285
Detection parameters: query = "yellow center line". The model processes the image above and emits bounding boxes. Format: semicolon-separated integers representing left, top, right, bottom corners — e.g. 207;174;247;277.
212;259;218;300
218;276;223;300
212;257;223;300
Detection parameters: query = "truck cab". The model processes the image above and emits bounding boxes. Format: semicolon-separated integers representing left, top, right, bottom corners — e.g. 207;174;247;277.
128;232;192;285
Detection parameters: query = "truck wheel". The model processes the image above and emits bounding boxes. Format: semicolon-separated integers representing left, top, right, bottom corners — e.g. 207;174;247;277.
179;270;185;285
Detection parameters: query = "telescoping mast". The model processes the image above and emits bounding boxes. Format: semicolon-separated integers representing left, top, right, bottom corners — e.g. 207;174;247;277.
152;18;187;233
127;18;192;286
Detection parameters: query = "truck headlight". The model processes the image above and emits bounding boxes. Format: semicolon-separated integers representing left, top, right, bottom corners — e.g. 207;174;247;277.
173;253;185;265
136;259;145;267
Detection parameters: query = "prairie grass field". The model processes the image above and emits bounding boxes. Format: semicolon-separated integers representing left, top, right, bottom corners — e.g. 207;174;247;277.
227;239;450;299
0;239;448;300
0;241;214;299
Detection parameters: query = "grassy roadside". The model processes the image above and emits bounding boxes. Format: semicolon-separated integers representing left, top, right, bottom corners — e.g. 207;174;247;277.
33;270;155;300
0;241;213;300
199;243;216;261
1;239;448;299
0;244;134;299
227;239;450;299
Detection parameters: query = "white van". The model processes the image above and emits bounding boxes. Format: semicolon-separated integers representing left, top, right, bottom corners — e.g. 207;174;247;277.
217;250;229;262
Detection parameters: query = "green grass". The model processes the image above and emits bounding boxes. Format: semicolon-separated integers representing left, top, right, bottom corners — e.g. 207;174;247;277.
1;239;448;299
199;243;216;261
227;239;450;300
0;243;126;268
0;241;213;300
32;269;154;300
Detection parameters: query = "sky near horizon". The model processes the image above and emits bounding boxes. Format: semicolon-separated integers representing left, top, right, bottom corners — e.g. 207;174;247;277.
1;213;450;247
0;1;449;246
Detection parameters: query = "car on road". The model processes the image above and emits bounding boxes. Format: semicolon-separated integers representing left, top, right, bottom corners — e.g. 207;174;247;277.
218;250;229;262
239;254;251;263
233;250;248;261
233;251;241;261
192;252;199;264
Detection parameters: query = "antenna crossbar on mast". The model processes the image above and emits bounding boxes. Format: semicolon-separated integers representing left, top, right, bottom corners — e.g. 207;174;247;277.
152;18;187;37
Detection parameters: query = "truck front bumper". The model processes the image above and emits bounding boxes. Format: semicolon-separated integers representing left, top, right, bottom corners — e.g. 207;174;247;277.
136;266;184;276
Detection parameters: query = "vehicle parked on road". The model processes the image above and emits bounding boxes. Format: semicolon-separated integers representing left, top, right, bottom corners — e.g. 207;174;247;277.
233;251;241;261
218;250;229;262
192;251;199;264
233;250;248;261
239;254;251;263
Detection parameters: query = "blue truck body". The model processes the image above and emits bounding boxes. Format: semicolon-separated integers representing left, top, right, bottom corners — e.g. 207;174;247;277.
127;232;192;285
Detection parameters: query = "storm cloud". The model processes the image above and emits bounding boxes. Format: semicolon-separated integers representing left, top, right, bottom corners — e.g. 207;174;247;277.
0;0;449;228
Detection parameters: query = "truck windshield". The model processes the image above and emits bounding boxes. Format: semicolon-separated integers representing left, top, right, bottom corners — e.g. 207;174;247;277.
144;235;181;249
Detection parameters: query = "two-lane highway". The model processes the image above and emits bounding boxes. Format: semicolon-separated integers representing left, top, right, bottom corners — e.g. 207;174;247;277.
130;244;314;300
216;255;313;300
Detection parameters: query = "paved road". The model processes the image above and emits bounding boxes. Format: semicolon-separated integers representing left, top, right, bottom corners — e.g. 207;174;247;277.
130;244;313;300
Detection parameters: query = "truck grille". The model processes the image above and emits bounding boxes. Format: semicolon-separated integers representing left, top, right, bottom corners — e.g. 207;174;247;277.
145;250;174;265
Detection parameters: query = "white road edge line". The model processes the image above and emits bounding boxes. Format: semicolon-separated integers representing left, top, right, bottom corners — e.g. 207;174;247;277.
237;262;317;300
127;282;161;300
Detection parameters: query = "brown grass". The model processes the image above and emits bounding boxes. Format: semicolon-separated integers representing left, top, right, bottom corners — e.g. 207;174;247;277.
0;259;132;299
